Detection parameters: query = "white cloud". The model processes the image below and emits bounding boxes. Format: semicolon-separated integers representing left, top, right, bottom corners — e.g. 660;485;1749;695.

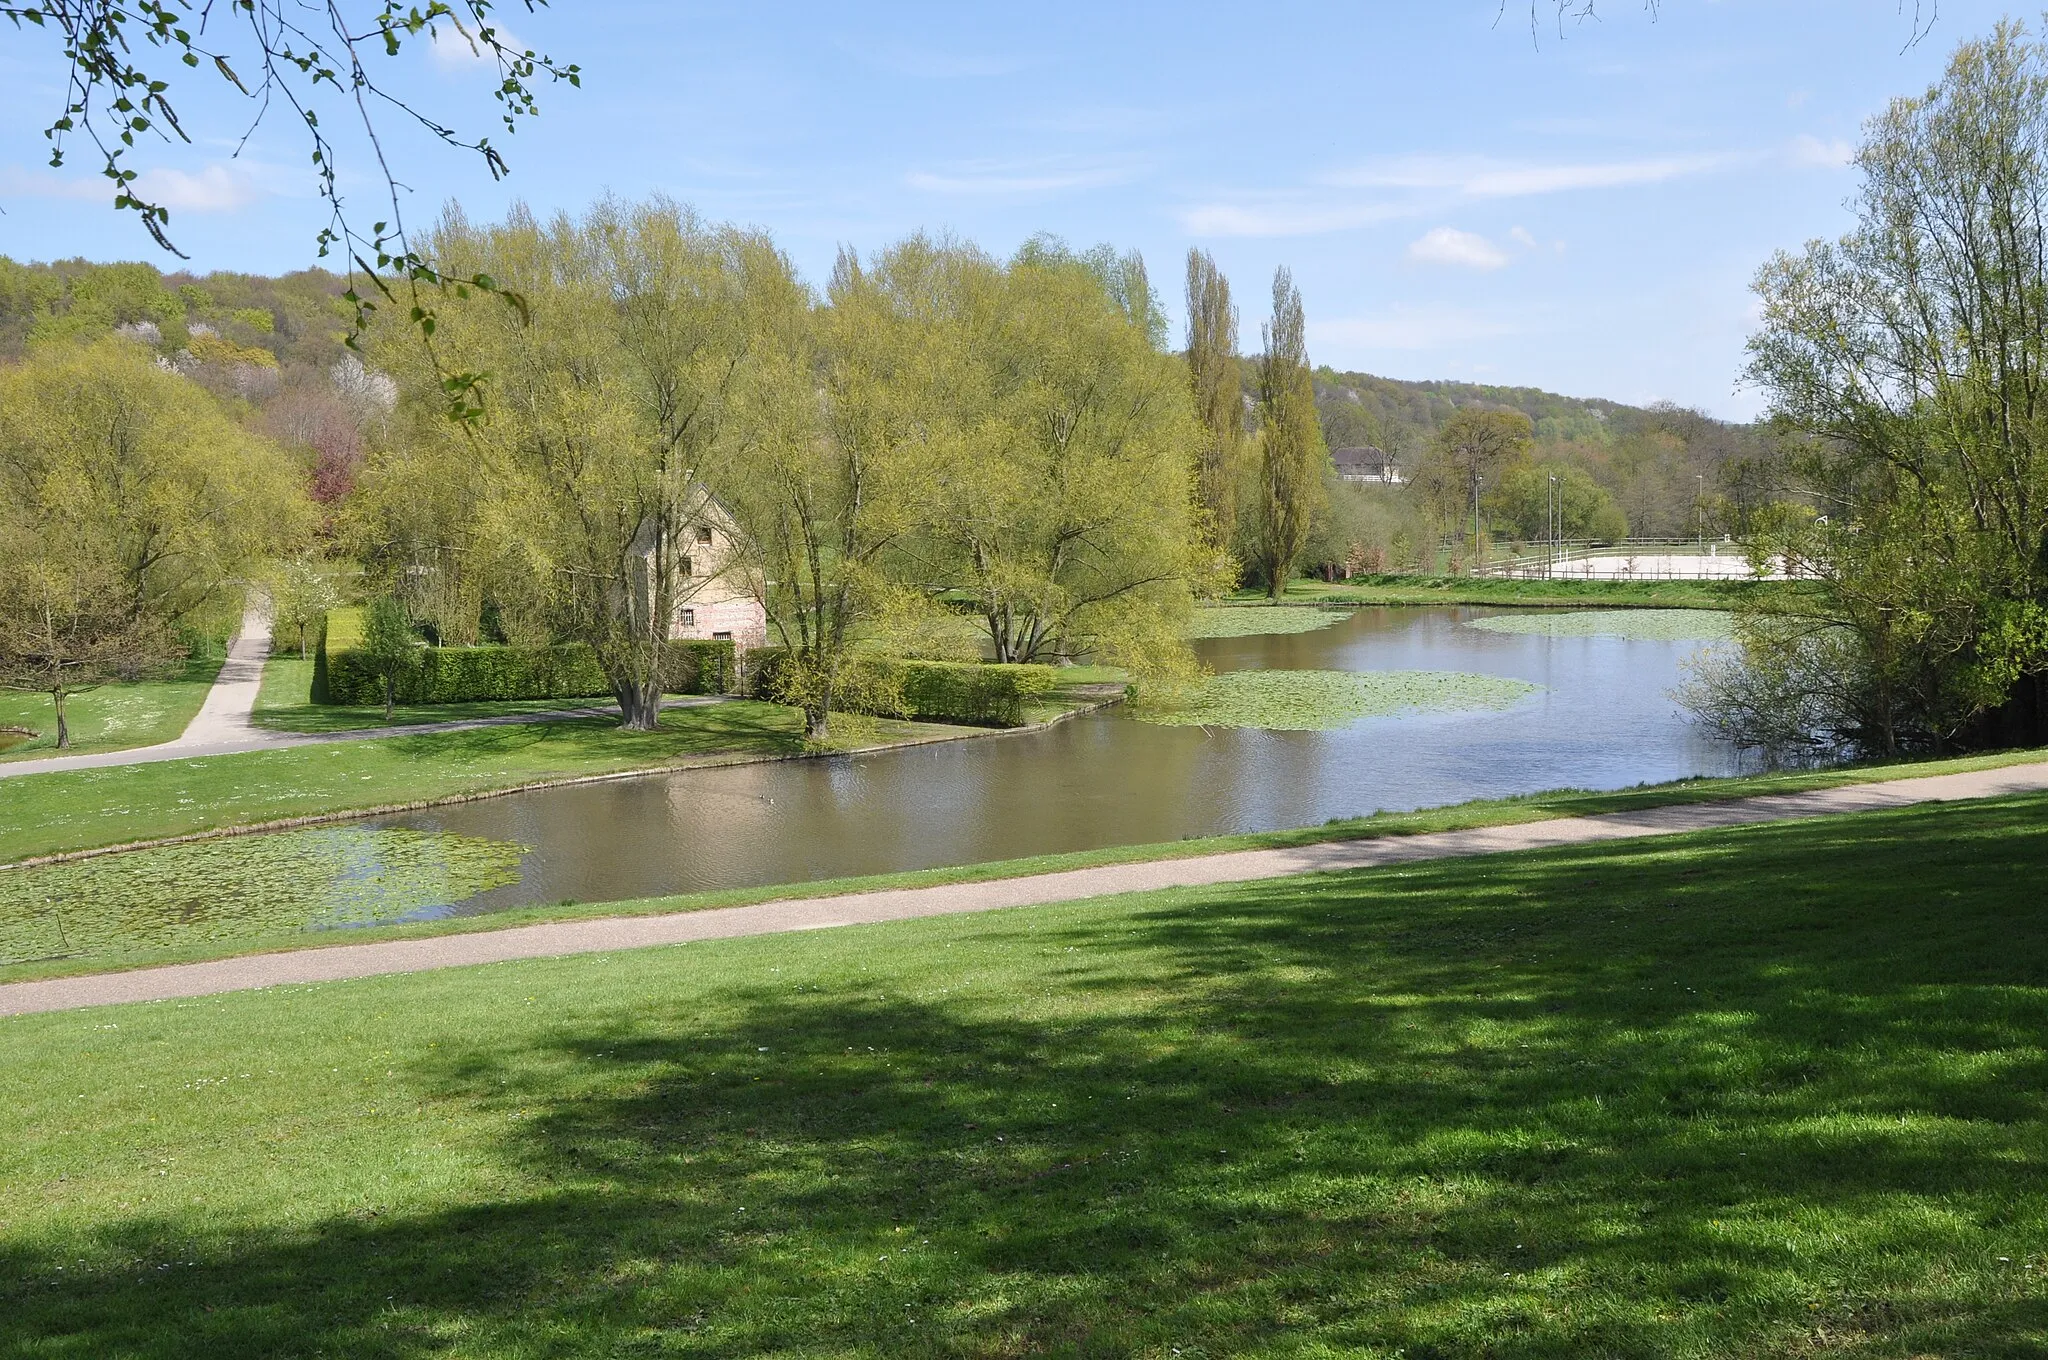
1312;306;1516;352
905;159;1130;196
1407;226;1509;270
1329;152;1743;198
1179;198;1411;238
1509;225;1538;250
2;161;271;212
426;21;521;70
1786;134;1854;169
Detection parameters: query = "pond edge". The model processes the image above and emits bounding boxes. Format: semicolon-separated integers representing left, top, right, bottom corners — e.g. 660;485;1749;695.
0;692;1125;872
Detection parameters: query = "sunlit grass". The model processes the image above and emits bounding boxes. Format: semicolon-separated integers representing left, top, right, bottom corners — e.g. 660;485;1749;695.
3;794;2044;1356
252;655;617;733
0;701;818;864
0;653;226;761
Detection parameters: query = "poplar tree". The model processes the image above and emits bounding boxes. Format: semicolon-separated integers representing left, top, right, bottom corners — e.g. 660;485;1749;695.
1251;267;1327;598
1184;250;1243;553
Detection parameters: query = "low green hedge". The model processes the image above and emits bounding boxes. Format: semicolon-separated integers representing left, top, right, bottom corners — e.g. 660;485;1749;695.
313;609;735;705
746;650;1058;727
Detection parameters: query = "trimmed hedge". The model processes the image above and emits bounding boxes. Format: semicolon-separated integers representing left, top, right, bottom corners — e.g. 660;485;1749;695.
313;609;735;705
746;649;1058;727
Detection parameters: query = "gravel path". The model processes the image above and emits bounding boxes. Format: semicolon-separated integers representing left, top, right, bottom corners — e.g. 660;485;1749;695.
5;758;2043;1019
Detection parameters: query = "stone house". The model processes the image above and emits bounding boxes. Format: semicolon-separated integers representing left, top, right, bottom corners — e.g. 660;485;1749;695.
640;492;769;650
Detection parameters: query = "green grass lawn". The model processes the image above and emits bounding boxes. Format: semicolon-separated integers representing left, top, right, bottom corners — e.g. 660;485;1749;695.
1247;574;1797;610
252;655;630;733
0;653;227;762
0;702;828;864
3;793;2045;1357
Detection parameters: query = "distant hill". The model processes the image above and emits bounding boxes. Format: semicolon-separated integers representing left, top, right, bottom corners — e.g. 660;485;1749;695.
1309;366;1778;541
1314;366;1710;459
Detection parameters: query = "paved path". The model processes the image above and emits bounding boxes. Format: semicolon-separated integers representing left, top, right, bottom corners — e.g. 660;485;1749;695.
0;601;723;780
5;759;2044;1019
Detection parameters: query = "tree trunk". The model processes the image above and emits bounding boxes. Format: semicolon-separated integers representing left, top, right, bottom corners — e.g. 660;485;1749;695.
617;678;663;732
52;688;69;750
806;702;831;741
382;674;395;724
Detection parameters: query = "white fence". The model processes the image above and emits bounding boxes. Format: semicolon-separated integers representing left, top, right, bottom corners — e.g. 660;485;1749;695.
1477;539;1787;582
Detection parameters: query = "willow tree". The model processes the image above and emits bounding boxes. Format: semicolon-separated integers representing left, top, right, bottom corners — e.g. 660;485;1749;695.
0;337;307;743
723;246;931;740
880;239;1211;672
1740;19;2048;750
364;198;774;729
1250;267;1327;597
1185;249;1245;556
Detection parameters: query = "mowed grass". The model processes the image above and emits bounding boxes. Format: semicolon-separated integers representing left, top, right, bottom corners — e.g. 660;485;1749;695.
0;653;227;761
1256;574;1794;611
3;795;2046;1357
251;656;614;734
0;702;821;863
4;746;2046;985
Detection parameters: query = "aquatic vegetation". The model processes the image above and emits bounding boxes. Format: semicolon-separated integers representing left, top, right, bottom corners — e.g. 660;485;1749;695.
1188;606;1353;639
0;827;525;964
1466;609;1736;642
1139;668;1540;730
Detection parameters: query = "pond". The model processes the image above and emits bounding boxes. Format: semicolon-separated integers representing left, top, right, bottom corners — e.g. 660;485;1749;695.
2;606;1753;964
368;604;1745;918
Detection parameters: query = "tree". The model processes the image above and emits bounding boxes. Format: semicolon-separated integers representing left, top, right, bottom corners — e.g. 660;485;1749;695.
361;198;770;730
357;594;417;723
0;548;181;748
267;556;345;660
906;238;1212;671
1422;408;1534;568
2;2;580;405
1488;460;1628;542
725;246;927;742
1249;267;1327;598
0;335;310;632
1184;249;1244;556
1741;19;2048;751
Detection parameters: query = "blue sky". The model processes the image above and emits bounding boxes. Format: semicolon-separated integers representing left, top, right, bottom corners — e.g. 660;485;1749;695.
0;1;2012;417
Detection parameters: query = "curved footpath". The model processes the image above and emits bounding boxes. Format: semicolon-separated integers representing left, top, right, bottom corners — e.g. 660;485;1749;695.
5;758;2046;1019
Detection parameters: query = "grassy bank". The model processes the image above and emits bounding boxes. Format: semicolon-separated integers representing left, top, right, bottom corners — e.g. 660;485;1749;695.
4;793;2045;1356
4;745;2042;984
0;702;844;865
1243;574;1795;610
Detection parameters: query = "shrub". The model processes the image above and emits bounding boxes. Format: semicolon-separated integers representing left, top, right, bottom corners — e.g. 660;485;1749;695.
747;650;1057;727
314;610;736;707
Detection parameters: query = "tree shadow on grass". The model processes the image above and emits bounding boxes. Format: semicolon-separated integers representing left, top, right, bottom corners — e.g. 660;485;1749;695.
5;798;2048;1357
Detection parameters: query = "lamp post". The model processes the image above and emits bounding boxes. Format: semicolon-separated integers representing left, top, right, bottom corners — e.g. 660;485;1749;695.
1547;473;1560;580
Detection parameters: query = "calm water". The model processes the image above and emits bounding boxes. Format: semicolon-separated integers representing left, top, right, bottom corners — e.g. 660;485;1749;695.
366;606;1744;918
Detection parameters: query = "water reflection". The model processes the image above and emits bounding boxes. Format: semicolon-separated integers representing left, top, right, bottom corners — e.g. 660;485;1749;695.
365;606;1745;917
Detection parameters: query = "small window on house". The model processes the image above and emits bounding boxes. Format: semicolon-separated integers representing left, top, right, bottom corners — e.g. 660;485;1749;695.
679;609;696;627
695;526;714;545
712;631;732;641
679;556;693;579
